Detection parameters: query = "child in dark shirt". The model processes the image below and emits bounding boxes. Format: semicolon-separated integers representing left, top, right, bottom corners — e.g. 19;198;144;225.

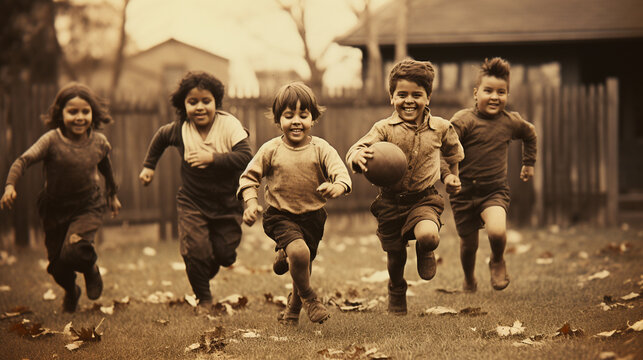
446;57;537;292
139;71;252;309
346;60;464;315
1;82;121;312
238;82;352;324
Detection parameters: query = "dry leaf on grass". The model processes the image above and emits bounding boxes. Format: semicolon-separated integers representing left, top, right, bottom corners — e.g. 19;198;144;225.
0;285;10;292
588;270;610;280
494;321;526;337
9;319;55;338
512;335;546;347
422;306;487;317
318;343;391;360
554;322;584;338
435;288;459;294
331;298;379;312
1;306;33;319
43;289;56;301
599;242;632;255
142;246;157;256
264;293;287;307
185;326;226;353
627;319;643;331
65;318;104;351
360;270;389;283
620;292;640;301
0;251;17;266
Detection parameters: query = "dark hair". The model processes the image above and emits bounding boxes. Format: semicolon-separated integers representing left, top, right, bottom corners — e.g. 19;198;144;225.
388;59;435;97
270;82;325;123
170;71;225;123
476;57;511;90
43;82;112;130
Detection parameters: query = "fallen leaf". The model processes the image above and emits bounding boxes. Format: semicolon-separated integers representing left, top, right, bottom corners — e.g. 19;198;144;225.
154;319;169;325
264;293;287;307
269;336;289;341
100;305;114;315
9;319;54;338
435;288;459;294
65;341;83;351
589;270;610;280
1;306;33;319
627;319;643;331
185;294;197;307
594;330;617;337
536;258;554;265
554;323;584;337
423;306;457;316
621;292;639;301
219;294;248;309
458;307;487;316
170;262;186;271
43;289;56;301
495;320;525;337
0;285;10;292
142;247;157;256
0;251;17;266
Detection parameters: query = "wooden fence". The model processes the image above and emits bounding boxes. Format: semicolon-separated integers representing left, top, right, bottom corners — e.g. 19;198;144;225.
0;80;620;246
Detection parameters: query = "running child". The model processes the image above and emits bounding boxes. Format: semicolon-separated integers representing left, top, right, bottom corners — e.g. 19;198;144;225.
237;82;352;324
139;71;252;309
346;59;464;315
445;57;537;292
1;82;121;312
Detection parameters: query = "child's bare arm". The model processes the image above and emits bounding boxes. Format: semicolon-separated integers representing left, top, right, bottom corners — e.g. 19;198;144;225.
520;165;535;182
139;167;155;186
0;185;17;210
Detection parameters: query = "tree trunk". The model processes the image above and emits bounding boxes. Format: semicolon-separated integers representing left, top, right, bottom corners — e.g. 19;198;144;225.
109;0;130;100
364;0;385;101
395;0;409;62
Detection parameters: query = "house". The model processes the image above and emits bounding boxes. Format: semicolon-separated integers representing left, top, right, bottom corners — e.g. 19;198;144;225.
68;38;230;98
337;0;643;225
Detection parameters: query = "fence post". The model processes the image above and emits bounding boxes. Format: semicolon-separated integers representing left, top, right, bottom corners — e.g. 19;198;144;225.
531;84;544;226
606;78;619;226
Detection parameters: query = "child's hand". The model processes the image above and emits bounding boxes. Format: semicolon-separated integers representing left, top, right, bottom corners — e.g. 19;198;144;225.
243;199;263;226
316;182;345;199
108;195;122;218
354;148;374;173
186;149;214;168
139;168;155;186
0;185;17;210
520;165;535;182
444;174;462;195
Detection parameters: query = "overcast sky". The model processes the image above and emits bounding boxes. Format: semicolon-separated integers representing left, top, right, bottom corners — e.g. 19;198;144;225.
123;0;389;95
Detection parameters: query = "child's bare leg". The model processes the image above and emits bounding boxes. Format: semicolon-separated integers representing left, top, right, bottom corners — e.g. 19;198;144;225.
286;239;329;323
481;206;509;290
386;249;408;315
460;231;479;292
414;220;439;280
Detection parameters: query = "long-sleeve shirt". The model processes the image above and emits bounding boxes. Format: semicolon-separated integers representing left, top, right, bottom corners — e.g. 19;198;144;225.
5;128;117;199
346;109;464;193
142;111;252;217
237;136;352;214
450;108;537;183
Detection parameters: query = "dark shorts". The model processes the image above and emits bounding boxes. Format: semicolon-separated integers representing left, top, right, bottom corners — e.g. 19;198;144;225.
262;206;327;261
38;187;105;272
177;198;242;267
369;187;444;252
449;179;510;237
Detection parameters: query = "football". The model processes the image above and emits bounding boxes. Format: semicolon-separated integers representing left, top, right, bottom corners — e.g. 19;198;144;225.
363;142;408;186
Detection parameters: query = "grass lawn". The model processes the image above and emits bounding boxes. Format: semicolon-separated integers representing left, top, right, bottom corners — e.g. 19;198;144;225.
0;212;641;360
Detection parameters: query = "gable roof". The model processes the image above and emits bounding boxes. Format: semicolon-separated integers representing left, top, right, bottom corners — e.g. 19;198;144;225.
337;0;643;46
130;38;229;62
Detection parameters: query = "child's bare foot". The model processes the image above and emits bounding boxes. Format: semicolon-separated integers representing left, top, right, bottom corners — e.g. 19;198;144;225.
387;280;407;315
273;249;289;275
416;242;436;280
489;259;510;290
63;285;81;313
463;278;478;293
277;292;302;325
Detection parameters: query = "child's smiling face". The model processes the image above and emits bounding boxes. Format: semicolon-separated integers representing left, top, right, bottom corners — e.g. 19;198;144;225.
474;75;508;116
185;87;216;129
390;79;430;124
279;101;312;148
62;96;92;140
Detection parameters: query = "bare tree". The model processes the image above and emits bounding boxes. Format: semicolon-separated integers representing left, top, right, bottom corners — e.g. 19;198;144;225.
395;0;408;61
109;0;130;100
349;0;385;101
275;0;330;96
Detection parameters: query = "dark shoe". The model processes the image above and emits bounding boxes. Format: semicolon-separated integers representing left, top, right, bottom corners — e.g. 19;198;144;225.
387;280;407;315
416;242;437;280
489;259;510;290
277;292;302;324
84;264;103;300
195;299;213;315
273;249;289;275
463;278;478;293
63;285;81;313
302;296;330;323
